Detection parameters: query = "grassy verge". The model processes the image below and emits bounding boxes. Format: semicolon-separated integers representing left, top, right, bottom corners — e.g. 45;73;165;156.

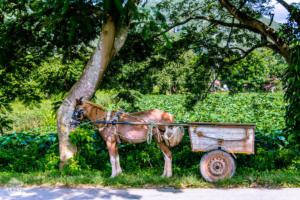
0;169;299;188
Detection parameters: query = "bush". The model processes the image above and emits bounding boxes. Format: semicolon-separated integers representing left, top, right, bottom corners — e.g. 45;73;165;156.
237;129;298;171
0;132;59;172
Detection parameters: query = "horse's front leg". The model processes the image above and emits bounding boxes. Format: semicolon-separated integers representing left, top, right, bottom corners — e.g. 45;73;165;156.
154;132;173;177
106;138;118;178
115;145;122;175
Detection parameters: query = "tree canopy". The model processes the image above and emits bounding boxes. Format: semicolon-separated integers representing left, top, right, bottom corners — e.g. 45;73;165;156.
0;0;299;148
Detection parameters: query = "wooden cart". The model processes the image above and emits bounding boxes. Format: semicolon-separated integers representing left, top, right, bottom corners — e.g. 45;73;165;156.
95;120;256;182
188;122;256;182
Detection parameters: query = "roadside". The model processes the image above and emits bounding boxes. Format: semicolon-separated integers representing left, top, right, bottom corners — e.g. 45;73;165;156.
1;188;300;200
0;169;299;189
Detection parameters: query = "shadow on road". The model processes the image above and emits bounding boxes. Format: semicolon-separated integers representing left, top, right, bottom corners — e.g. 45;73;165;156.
1;188;142;200
156;188;183;193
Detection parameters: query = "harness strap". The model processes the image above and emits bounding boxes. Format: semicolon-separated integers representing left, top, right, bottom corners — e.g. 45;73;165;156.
112;110;123;124
110;110;123;144
106;111;112;121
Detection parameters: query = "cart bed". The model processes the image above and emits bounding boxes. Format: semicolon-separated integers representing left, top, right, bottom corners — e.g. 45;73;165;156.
188;122;256;154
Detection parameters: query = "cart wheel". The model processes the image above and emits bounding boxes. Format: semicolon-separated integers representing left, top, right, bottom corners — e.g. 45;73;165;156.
200;150;236;182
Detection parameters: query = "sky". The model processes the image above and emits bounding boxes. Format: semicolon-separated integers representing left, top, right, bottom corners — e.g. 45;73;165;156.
272;0;300;23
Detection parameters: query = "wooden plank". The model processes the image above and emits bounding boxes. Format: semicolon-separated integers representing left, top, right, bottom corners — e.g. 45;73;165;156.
188;122;256;128
188;126;255;154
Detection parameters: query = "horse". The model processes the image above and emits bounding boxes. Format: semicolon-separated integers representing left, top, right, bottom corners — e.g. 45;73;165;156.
71;97;183;178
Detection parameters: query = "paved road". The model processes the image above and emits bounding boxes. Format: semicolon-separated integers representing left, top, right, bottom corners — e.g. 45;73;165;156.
0;188;300;200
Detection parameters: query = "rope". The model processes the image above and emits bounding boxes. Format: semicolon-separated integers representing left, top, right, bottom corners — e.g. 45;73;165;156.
146;122;156;144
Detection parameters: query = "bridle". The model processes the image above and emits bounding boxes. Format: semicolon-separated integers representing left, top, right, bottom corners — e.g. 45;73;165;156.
72;108;84;120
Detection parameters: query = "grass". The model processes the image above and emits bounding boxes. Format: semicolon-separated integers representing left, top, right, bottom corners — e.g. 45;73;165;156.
7;100;56;133
0;169;299;188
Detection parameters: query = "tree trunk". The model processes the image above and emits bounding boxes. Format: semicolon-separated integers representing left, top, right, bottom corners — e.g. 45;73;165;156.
57;15;130;170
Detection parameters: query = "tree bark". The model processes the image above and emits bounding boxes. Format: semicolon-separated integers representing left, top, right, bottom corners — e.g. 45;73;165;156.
57;15;130;169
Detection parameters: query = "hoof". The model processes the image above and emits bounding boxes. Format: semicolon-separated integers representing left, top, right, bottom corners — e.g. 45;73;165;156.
116;171;122;176
117;170;122;175
110;174;117;178
161;174;172;178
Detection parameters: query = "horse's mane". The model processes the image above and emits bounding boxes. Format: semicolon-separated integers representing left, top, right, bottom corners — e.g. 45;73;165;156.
84;101;106;111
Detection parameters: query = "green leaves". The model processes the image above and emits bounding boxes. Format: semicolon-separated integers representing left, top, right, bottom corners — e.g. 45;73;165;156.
103;0;125;13
0;132;59;172
222;49;286;93
284;43;300;145
62;0;70;14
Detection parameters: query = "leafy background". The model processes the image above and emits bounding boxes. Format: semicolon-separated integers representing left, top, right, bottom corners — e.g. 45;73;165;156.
1;92;298;175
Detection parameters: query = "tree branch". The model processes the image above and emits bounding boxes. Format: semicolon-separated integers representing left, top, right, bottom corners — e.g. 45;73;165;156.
226;42;279;65
218;0;291;64
226;44;263;65
277;0;294;13
154;15;261;37
268;14;274;26
226;17;235;47
230;47;245;53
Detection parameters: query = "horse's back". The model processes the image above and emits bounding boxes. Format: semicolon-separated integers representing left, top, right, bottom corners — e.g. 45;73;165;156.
130;109;174;123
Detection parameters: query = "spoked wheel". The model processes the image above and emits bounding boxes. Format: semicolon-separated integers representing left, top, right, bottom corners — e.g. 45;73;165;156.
200;150;236;182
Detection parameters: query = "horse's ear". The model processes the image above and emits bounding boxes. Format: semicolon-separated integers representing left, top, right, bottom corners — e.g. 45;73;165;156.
75;98;83;105
79;97;83;105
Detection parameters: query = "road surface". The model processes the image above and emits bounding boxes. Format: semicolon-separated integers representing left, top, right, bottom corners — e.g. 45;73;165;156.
0;188;299;200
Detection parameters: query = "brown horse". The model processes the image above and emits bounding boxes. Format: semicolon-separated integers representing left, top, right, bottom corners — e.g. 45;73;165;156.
72;98;182;178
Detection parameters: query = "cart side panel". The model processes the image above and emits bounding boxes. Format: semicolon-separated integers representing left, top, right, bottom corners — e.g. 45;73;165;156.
188;126;255;154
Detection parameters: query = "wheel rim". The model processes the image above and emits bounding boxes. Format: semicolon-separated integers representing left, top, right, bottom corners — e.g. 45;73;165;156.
200;150;236;182
208;157;227;176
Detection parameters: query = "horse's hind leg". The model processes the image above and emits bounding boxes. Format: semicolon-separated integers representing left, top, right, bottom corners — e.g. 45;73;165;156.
154;132;172;177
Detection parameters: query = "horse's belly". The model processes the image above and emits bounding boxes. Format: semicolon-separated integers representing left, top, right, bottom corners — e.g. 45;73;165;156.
118;127;147;143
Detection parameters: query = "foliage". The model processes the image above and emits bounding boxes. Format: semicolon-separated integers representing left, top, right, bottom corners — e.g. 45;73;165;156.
5;100;56;133
222;49;286;93
30;57;86;96
0;113;13;135
63;93;297;174
68;124;164;174
68;126;101;172
240;129;299;171
131;93;286;132
105;47;286;95
0;0;135;107
284;44;300;149
0;132;59;172
1;0;299;137
1;93;298;181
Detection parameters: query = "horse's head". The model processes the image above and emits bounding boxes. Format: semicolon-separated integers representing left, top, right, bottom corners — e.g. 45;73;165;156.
72;97;87;122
